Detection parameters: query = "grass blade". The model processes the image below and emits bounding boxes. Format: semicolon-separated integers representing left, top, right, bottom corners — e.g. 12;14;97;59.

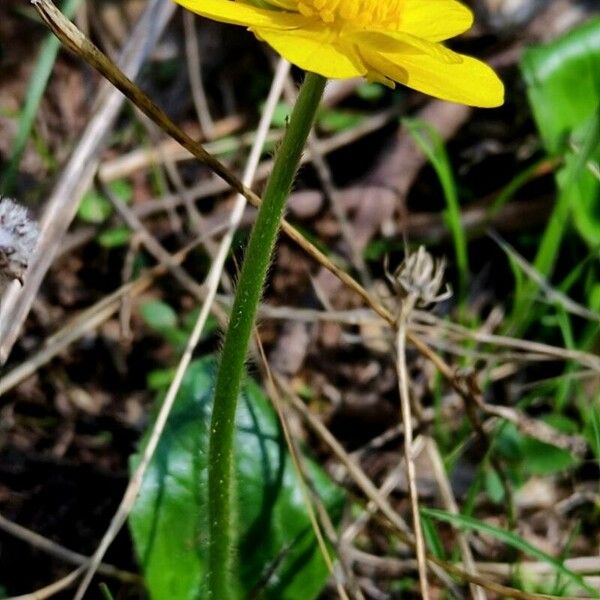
422;507;599;596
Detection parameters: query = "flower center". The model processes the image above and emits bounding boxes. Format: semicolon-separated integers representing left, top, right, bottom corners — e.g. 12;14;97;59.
296;0;403;28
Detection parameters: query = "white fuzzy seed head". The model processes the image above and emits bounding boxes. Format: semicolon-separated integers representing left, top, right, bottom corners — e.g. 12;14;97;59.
0;198;39;290
388;246;452;308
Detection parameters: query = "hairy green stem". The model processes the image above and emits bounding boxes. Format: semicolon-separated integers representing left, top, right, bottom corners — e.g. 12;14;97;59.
207;71;326;599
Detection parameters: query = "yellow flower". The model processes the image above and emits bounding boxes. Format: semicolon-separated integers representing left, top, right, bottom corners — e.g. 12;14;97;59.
175;0;504;107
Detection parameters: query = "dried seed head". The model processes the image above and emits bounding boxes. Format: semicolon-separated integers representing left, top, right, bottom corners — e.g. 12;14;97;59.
388;246;451;308
0;198;39;291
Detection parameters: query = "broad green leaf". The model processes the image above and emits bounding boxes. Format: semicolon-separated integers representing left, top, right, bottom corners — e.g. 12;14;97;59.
521;18;600;154
422;508;598;597
509;19;600;331
129;357;344;600
521;18;600;248
561;116;600;247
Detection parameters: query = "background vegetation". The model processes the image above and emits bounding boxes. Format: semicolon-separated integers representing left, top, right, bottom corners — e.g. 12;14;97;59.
0;0;598;598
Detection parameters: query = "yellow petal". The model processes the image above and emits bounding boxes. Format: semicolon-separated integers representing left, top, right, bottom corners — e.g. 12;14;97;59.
253;26;366;78
401;0;474;41
349;30;462;65
174;0;305;29
262;0;297;8
362;44;504;107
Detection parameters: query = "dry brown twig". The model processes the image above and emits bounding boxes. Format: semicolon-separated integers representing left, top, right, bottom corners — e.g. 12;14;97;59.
282;75;372;287
277;374;591;600
182;9;216;139
95;176;215;308
258;342;354;600
0;228;227;396
275;373;468;598
4;566;84;600
425;438;486;600
388;246;452;600
0;513;139;584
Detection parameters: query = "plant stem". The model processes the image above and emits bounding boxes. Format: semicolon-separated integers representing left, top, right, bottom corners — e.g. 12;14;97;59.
207;71;326;599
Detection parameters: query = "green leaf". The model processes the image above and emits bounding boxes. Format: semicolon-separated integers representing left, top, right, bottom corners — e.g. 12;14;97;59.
181;309;218;338
356;82;385;102
79;180;133;225
521;18;600;154
363;237;404;261
420;513;446;560
483;468;505;503
562;116;600;246
97;226;131;248
520;438;578;476
146;368;177;391
108;179;134;204
129;356;344;600
494;421;580;477
519;415;580;475
270;101;292;128
98;583;115;600
509;19;600;332
521;18;600;248
78;189;113;224
139;300;178;332
318;108;363;133
421;508;599;597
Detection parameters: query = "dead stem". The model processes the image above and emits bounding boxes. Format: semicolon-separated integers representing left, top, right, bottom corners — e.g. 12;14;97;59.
0;514;139;584
258;343;354;600
389;246;452;599
279;374;585;600
396;301;430;600
425;438;487;600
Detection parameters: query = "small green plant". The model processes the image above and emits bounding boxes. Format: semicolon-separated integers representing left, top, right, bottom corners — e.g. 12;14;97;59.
129;356;344;600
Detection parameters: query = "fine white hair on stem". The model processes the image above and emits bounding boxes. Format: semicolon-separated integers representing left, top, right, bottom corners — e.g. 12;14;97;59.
0;198;39;295
74;58;292;600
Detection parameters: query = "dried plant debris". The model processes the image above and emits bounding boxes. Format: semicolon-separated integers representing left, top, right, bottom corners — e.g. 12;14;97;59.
0;198;39;294
387;246;452;309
